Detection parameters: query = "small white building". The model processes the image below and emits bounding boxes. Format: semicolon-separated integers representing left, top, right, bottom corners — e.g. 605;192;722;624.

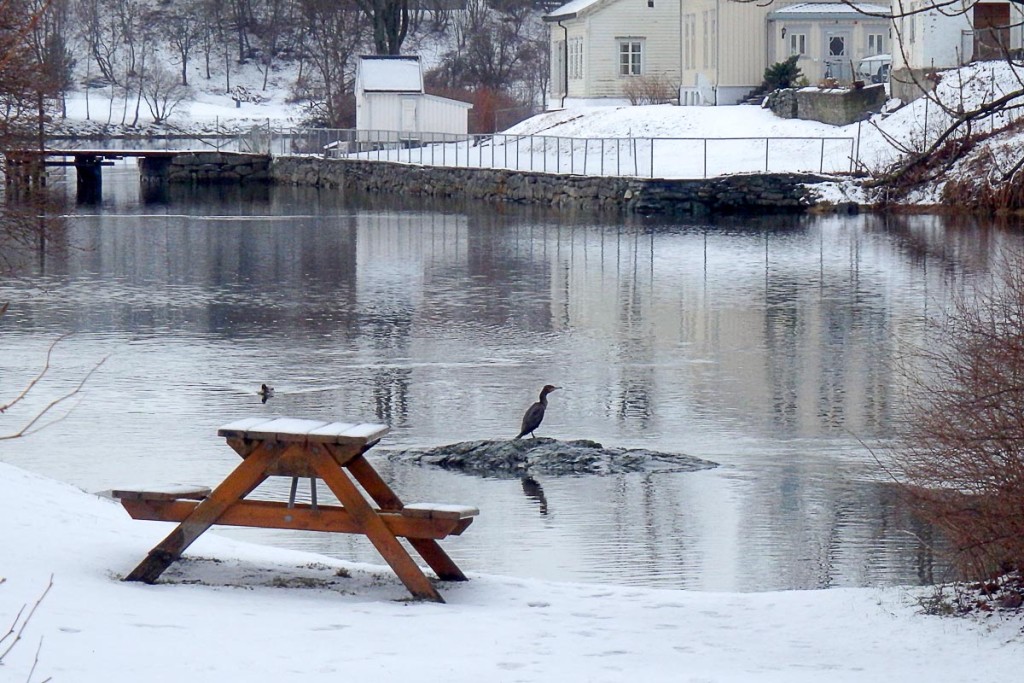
767;3;891;83
354;55;472;137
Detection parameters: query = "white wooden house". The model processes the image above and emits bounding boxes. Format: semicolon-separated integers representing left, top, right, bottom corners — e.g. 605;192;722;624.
889;0;1024;101
354;55;472;136
544;0;894;106
543;0;684;104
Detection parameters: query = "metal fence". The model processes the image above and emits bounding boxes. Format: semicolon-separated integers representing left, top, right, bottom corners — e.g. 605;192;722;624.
253;127;857;179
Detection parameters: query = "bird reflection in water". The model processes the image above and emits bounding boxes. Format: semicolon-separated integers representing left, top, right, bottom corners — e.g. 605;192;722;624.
521;475;549;516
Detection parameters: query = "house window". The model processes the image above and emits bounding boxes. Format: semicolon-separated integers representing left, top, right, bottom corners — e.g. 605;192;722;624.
868;33;884;54
684;14;697;70
702;10;717;69
619;39;643;76
569;38;584;80
789;33;807;56
829;35;846;57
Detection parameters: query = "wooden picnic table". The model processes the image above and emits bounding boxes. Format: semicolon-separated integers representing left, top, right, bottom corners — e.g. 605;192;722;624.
114;417;478;602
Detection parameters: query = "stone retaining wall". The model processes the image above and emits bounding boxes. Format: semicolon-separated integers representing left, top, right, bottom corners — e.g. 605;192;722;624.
271;156;827;215
767;85;886;125
166;151;271;183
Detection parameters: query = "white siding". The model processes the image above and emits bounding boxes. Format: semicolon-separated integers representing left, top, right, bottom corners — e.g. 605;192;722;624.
584;0;682;98
679;0;775;104
359;93;470;135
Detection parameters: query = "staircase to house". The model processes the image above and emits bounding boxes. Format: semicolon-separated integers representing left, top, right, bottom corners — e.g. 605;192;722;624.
740;84;771;106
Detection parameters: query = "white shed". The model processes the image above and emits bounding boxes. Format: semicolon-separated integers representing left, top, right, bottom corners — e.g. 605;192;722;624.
354;55;472;137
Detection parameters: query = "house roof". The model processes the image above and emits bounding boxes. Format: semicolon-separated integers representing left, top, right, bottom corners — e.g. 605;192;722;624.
769;2;890;20
542;0;604;22
357;56;423;93
545;0;889;22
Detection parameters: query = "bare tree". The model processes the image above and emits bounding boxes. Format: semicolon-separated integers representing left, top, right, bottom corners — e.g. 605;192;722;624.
296;0;365;126
161;1;203;86
76;0;121;88
355;0;409;55
890;248;1024;579
141;64;192;123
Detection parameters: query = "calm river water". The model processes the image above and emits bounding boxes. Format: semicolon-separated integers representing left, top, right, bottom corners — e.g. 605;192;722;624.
2;165;1019;591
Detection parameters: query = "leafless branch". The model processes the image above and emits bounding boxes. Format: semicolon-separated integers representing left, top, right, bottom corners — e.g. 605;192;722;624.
0;574;53;665
0;332;73;415
0;354;108;440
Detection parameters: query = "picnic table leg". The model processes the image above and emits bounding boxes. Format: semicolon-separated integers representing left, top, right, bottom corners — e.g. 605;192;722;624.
313;455;444;602
345;455;469;582
123;445;279;584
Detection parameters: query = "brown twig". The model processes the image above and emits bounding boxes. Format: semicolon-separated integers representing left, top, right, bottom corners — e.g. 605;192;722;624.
0;574;54;665
0;354;108;440
0;332;73;415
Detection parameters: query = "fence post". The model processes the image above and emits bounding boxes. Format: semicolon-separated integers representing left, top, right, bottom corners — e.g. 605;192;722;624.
650;139;654;178
703;139;707;178
855;121;862;172
820;138;826;173
764;138;769;172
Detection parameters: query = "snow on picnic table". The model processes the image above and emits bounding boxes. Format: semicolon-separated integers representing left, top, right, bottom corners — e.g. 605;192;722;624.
1;460;1021;682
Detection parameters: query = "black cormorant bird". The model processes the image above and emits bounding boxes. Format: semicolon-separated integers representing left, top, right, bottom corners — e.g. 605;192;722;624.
258;383;274;403
516;384;560;438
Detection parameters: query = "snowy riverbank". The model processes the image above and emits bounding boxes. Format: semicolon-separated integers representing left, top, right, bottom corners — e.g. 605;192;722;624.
1;460;1022;681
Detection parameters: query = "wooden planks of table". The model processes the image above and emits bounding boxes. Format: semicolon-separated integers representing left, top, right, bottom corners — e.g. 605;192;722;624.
113;417;478;603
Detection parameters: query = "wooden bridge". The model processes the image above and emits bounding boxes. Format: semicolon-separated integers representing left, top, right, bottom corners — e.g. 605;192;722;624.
3;148;267;202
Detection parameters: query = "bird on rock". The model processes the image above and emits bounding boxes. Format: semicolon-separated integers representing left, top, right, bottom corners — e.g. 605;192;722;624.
517;385;560;439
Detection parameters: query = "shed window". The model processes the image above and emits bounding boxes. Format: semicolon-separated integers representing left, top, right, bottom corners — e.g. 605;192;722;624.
619;39;644;76
868;33;885;54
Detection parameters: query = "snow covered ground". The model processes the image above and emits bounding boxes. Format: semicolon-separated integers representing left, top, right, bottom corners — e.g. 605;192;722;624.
1;460;1021;682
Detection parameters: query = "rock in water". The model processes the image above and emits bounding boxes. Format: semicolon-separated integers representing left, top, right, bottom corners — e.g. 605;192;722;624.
383;438;718;477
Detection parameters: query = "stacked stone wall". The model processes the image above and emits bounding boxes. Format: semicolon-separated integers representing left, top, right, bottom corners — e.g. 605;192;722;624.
767;85;886;125
166;152;271;183
270;156;826;215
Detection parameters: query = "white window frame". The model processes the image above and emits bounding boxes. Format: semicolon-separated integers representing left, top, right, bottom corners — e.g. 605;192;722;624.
569;38;584;80
789;32;807;56
868;32;884;54
684;14;697;70
618;38;644;76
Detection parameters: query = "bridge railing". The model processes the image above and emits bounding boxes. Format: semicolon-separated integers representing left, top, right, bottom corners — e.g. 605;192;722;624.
263;127;857;178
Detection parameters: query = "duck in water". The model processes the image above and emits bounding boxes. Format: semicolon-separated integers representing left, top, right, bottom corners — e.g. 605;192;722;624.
258;383;274;403
516;385;560;438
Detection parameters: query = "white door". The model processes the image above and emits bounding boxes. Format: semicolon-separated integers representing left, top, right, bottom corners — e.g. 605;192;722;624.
823;29;853;81
401;98;417;132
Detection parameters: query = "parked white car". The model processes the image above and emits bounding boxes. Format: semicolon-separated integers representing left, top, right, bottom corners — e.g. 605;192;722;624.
857;54;892;84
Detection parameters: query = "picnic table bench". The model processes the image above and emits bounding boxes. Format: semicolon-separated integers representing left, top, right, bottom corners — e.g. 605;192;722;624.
113;417;478;602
